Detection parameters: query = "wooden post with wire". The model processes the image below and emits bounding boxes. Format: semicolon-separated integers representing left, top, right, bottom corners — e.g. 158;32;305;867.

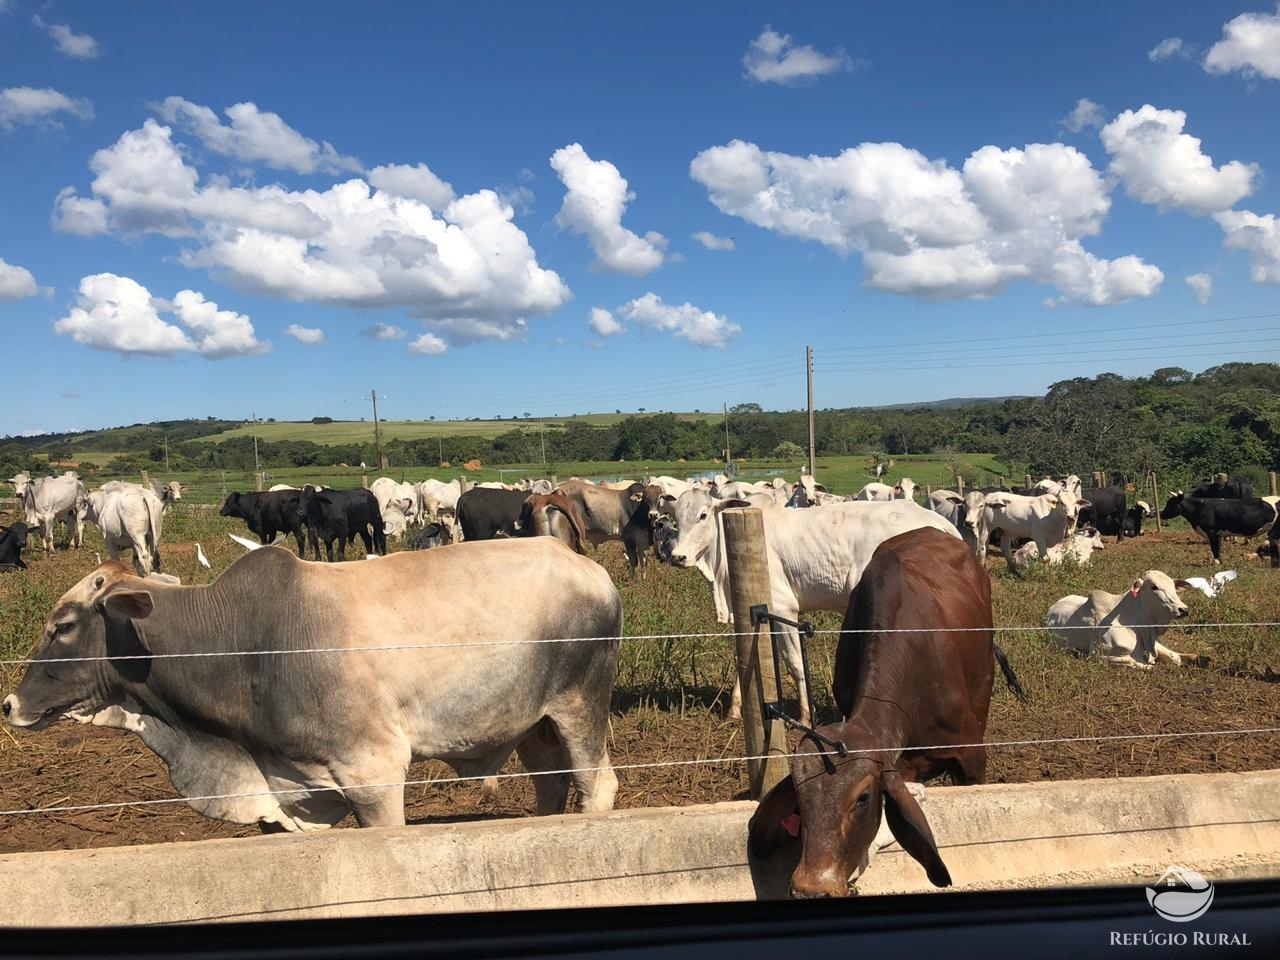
722;507;789;799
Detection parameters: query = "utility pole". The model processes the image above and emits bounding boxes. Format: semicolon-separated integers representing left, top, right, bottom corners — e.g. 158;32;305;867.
723;402;731;469
163;434;169;471
365;389;385;470
806;345;816;478
251;412;261;491
540;418;546;467
438;435;443;467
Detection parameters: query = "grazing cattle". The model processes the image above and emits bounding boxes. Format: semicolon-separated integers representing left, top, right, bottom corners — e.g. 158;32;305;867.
297;485;387;561
1160;493;1280;566
1076;485;1127;543
1013;529;1105;568
0;522;29;571
663;490;961;725
517;492;588;554
554;479;654;576
416;478;462;518
3;539;622;830
369;477;419;539
83;488;166;576
9;472;86;552
748;528;1025;896
455;486;529;542
407;521;454;551
219;490;307;557
927;489;992;559
1190;477;1253;500
983;490;1088;572
1045;570;1193;668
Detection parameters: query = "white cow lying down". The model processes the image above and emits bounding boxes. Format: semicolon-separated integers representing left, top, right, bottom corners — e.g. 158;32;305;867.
1045;570;1192;669
1013;529;1105;568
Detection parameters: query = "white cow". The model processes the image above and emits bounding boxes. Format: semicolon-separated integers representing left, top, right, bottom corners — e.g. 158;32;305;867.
984;490;1088;572
1045;570;1192;668
854;482;896;501
927;489;992;559
1029;475;1083;498
893;478;917;502
9;472;87;552
663;490;962;724
99;479;183;509
370;477;420;539
1013;529;1105;568
645;476;693;500
83;487;165;576
417;478;462;518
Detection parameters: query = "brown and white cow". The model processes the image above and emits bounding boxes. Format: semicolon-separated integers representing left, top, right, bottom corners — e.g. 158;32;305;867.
748;527;1025;897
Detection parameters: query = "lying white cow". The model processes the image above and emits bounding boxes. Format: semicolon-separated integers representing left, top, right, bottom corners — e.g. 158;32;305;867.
662;490;961;724
1013;529;1105;568
83;487;165;576
985;490;1088;572
1045;570;1192;668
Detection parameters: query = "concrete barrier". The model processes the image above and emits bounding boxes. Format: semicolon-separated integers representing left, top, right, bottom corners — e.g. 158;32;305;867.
0;769;1277;926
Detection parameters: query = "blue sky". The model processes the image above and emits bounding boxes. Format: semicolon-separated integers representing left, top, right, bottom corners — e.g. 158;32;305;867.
2;2;1279;436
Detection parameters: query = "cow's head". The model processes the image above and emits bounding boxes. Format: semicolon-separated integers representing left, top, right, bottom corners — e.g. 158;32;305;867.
663;489;745;569
1133;570;1191;623
218;492;243;517
1159;492;1186;521
3;562;155;731
749;736;951;897
1135;500;1154;518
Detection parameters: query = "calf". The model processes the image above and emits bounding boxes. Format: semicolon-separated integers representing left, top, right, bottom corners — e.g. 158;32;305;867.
0;522;29;572
1012;529;1104;568
297;486;387;561
748;528;1025;896
516;492;589;554
219;490;307;557
1045;570;1193;668
1160;493;1279;566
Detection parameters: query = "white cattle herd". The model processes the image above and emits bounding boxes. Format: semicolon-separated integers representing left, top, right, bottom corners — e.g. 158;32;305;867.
0;462;1262;840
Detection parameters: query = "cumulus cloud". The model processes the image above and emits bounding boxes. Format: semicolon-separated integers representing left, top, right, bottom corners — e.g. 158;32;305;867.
1148;38;1189;62
550;142;666;276
616;293;740;348
32;15;99;58
0;258;38;300
743;26;853;85
153;97;362;175
285;323;325;345
1204;6;1280;81
54;274;270;358
1101;105;1258;214
690;137;1162;305
1060;98;1104;133
1215;209;1280;282
52;118;571;344
360;322;407;340
407;332;447;356
1185;272;1213;304
692;230;735;251
588;306;624;336
367;162;455;208
0;86;93;130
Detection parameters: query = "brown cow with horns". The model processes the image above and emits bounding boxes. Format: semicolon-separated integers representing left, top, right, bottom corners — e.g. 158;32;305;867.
748;526;1026;897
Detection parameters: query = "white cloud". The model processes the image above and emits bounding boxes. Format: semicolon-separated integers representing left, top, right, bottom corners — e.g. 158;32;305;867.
0;258;38;300
1204;7;1280;81
153;97;362;175
1185;272;1213;304
367;163;455;209
588;306;624;336
285;323;325;345
407;333;447;356
360;322;407;340
550;142;666;276
53;274;270;357
32;15;99;58
53;118;571;344
691;137;1161;305
1101;104;1258;214
1060;98;1104;133
1148;38;1188;62
0;86;93;130
743;26;853;85
692;230;735;251
1215;209;1280;282
616;293;740;348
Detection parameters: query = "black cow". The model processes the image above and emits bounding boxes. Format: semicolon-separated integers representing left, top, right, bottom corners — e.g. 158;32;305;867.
297;485;386;561
1120;503;1152;538
1190;478;1253;500
408;521;454;550
1160;493;1280;566
455;487;528;542
0;522;30;572
1077;485;1128;542
219;490;307;556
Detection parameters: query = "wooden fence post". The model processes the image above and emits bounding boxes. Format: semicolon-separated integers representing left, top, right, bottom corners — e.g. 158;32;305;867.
459;475;471;494
140;469;150;488
1024;474;1032;491
1150;472;1162;532
956;474;965;494
255;471;263;492
1271;472;1278;497
722;508;789;800
220;471;226;497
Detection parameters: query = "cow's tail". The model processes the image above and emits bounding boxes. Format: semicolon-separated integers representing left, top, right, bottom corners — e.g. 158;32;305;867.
146;493;165;572
994;642;1028;703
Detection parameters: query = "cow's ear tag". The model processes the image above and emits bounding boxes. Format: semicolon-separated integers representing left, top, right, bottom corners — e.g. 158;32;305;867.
781;813;802;837
1131;585;1141;598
